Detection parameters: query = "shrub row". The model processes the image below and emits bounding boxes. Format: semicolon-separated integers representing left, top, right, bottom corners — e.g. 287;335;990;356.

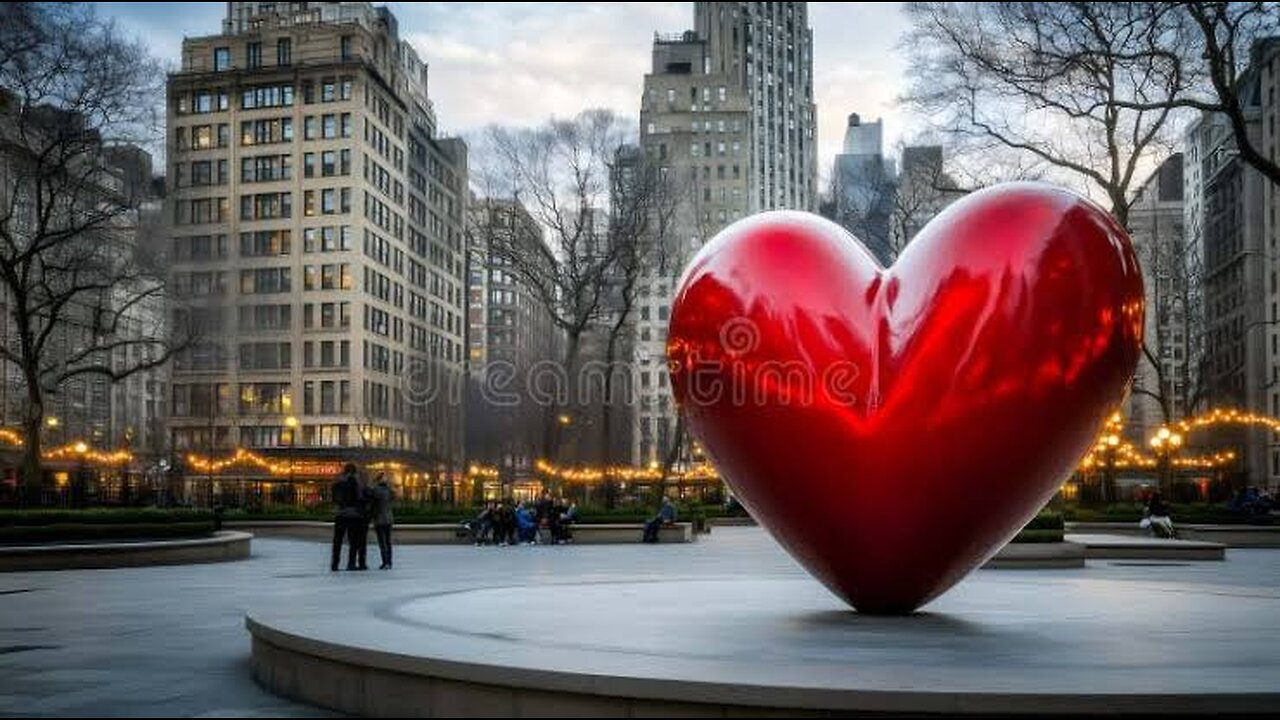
1010;528;1065;544
0;508;214;527
0;521;216;545
1060;503;1258;524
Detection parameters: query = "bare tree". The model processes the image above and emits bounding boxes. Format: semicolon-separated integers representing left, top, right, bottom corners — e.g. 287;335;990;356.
0;3;189;501
1104;3;1280;186
471;110;635;464
904;1;1187;227
1180;3;1280;185
904;2;1205;436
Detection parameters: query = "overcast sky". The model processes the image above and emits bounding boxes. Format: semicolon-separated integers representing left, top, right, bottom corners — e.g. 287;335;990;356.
100;2;915;175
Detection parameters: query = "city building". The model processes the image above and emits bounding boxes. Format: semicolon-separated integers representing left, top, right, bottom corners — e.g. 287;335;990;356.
465;197;557;489
0;87;169;497
1253;37;1280;491
697;1;818;212
829;112;896;265
1186;38;1279;489
1126;153;1188;444
165;1;468;504
1182;113;1213;423
893;145;965;248
632;2;817;467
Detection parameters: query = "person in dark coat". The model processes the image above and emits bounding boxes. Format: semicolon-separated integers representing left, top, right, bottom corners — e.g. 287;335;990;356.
351;472;372;570
1141;490;1176;539
370;473;395;569
535;492;554;544
643;497;676;543
494;501;515;546
470;501;495;545
331;463;364;571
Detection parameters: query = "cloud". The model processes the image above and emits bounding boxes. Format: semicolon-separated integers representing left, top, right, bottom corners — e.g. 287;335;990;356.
101;2;917;177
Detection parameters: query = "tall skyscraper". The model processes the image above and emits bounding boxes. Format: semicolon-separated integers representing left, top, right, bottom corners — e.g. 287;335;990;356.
830;113;895;265
632;2;817;466
696;2;817;212
166;2;468;503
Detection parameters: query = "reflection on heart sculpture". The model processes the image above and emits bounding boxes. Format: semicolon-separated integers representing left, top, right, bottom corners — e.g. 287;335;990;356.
667;183;1144;615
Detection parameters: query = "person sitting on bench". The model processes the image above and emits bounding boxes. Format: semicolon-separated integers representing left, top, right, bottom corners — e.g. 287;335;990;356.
642;497;676;543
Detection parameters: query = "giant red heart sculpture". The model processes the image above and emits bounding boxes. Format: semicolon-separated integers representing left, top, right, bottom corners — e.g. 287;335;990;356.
667;183;1143;614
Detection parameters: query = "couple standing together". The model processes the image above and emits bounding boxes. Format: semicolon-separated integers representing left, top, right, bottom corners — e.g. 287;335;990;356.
331;463;394;571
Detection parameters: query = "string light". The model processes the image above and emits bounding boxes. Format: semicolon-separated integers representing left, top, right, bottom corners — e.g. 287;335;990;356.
1078;407;1269;472
185;448;342;477
1175;408;1280;435
42;443;132;465
0;428;24;447
533;458;721;484
466;463;500;479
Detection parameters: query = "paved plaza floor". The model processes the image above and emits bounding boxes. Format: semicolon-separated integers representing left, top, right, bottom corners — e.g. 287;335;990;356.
2;527;1279;716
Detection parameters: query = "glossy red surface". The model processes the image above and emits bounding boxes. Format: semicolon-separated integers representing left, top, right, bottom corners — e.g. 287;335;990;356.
667;184;1144;614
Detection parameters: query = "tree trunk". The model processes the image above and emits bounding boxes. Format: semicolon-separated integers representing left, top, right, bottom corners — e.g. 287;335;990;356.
601;328;622;509
20;400;44;506
545;330;581;464
659;412;686;501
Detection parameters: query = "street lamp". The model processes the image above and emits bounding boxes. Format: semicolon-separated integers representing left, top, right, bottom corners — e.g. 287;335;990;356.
73;440;88;507
45;415;63;449
284;416;298;504
1149;426;1183;498
1102;432;1120;503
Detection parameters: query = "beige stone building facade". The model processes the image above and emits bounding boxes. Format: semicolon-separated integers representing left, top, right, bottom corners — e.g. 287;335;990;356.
165;2;467;496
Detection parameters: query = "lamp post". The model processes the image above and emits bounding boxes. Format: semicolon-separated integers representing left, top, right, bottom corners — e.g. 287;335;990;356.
1102;432;1120;504
1149;426;1184;499
73;440;88;508
284;416;298;507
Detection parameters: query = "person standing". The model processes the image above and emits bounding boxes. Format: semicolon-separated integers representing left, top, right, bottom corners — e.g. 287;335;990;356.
351;472;372;570
371;473;395;569
535;492;553;544
331;463;364;571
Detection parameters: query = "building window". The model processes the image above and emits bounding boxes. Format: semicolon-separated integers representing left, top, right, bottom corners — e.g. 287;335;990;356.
246;42;262;69
277;37;291;66
213;47;231;71
340;35;353;60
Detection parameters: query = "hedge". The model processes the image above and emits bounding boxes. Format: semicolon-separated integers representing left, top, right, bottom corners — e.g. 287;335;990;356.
1011;528;1065;543
0;508;214;527
1061;503;1265;524
1;521;216;545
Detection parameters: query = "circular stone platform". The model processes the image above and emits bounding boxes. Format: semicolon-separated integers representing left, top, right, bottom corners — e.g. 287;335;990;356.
248;572;1280;716
0;530;252;572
